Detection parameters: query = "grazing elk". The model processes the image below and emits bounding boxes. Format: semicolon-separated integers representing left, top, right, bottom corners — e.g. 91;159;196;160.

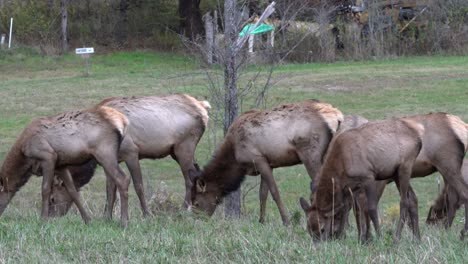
426;159;468;228
189;100;344;225
300;118;425;242
48;94;211;218
301;113;468;242
49;160;97;216
0;106;130;226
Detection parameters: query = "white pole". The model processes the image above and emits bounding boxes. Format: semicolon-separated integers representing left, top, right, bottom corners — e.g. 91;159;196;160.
8;17;13;49
270;30;274;47
248;34;254;53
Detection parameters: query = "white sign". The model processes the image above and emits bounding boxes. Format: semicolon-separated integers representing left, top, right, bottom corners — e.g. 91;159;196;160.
75;47;94;54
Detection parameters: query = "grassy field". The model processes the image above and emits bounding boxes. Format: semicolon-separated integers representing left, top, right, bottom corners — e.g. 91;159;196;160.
0;48;467;263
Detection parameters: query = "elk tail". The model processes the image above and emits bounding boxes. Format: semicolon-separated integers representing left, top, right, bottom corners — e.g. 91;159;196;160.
97;106;129;139
201;100;212;110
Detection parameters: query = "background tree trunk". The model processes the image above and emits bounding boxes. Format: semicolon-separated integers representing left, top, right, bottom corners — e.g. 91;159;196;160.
179;0;204;40
61;0;68;53
47;0;54;15
223;0;241;219
115;0;129;47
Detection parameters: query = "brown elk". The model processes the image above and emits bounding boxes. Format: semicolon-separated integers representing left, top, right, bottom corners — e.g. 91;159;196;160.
300;118;424;241
189;100;344;225
300;113;468;242
426;159;468;228
0;106;131;226
49;160;97;215
48;94;210;218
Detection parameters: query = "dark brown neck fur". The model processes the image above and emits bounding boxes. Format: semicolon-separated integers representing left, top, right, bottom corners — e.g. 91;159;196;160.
68;160;98;190
202;138;247;197
314;145;345;211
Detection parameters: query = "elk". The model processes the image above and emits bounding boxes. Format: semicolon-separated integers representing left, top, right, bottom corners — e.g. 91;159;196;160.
0;106;130;226
49;160;97;216
301;113;468;242
189;100;344;225
426;159;468;228
48;94;210;218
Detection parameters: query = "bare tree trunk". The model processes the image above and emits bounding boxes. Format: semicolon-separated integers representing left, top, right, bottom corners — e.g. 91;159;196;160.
115;0;129;47
223;0;241;219
61;0;68;53
204;12;214;64
47;0;54;15
179;0;204;40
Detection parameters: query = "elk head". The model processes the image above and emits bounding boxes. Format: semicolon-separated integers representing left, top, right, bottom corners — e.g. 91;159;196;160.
189;168;221;216
426;204;447;226
48;178;74;217
300;196;344;241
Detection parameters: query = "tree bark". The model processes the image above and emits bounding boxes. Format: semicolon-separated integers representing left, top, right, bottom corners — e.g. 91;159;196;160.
61;0;68;53
204;12;214;64
115;0;129;47
179;0;204;40
223;0;241;219
47;0;54;15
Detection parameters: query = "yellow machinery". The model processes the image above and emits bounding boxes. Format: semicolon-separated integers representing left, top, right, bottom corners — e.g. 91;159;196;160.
344;0;429;32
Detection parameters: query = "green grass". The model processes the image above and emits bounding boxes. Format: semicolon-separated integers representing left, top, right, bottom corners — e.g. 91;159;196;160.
0;48;467;263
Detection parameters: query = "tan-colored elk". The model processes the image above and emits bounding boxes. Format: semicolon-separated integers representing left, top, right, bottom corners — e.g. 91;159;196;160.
300;113;468;242
48;94;210;217
189;99;343;225
0;106;130;226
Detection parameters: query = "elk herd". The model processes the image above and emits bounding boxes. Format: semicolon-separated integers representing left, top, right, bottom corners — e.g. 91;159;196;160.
0;94;466;243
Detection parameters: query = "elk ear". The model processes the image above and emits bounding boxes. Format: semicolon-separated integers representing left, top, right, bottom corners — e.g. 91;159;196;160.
299;197;311;212
196;178;206;193
310;180;315;193
53;177;64;187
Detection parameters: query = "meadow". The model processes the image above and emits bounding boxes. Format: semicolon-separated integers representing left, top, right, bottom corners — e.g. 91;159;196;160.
0;48;467;263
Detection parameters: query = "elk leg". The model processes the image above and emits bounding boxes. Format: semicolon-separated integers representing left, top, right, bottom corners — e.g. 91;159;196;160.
435;160;468;239
125;157;150;217
104;179;117;220
334;201;350;239
255;159;289;225
259;178;269;224
40;160;56;221
462;203;468;240
407;185;420;239
57;168;91;224
354;196;366;243
296;147;322;191
364;182;380;238
445;187;458;228
173;139;199;209
395;168;420;241
95;153;130;227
